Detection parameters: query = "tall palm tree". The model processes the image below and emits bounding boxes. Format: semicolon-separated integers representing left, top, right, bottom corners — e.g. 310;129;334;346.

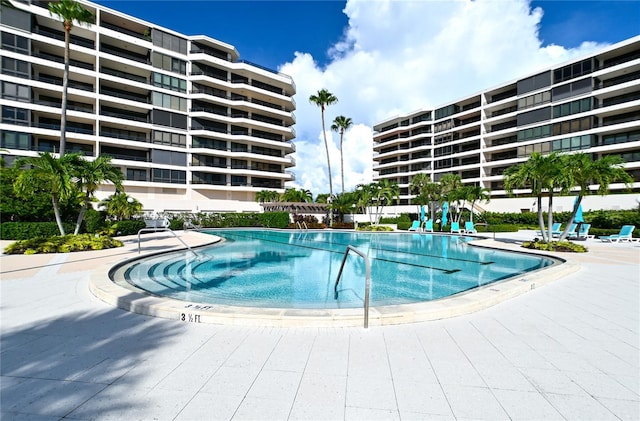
309;89;338;200
557;154;633;240
14;152;83;235
504;152;567;241
48;0;94;156
331;115;353;194
72;156;123;234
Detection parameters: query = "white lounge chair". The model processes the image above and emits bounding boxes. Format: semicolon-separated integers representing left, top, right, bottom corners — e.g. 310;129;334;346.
424;219;434;233
408;220;421;231
568;223;592;240
599;225;636;242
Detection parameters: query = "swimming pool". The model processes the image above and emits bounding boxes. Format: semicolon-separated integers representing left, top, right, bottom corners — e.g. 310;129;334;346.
114;229;556;309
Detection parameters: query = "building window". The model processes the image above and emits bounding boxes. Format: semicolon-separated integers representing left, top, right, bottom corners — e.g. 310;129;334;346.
553;98;592;118
150;149;186;166
553;58;594;84
126;168;147;181
152;168;186;184
231;175;247;186
517;71;551;95
192;136;226;150
517;91;551;110
151;109;187;129
151;52;186;75
151;92;187;112
151;72;186;93
552;135;593;152
1;32;29;55
1;57;29;79
0;131;31;150
517;141;552;158
2;106;29;126
2;82;30;102
601;130;640;146
552;117;592;136
152;29;187;55
551;78;592;101
152;130;186;147
517;124;552;141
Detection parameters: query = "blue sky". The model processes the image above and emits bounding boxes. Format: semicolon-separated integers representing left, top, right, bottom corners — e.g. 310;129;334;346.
93;0;640;196
93;0;639;70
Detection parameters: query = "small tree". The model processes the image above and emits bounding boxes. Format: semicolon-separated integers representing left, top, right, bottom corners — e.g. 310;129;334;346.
99;192;142;221
72;155;123;234
14;152;83;235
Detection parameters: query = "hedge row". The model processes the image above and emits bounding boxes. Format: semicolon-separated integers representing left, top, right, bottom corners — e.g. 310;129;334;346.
0;222;76;240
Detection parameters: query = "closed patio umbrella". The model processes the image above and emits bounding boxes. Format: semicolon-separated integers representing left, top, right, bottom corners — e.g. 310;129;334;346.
574;196;584;223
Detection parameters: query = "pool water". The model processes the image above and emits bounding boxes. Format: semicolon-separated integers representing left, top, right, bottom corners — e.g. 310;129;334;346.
120;229;556;309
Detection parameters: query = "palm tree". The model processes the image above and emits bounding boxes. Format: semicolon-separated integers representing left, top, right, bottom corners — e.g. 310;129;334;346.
99;192;142;221
14;152;83;235
504;152;567;241
72;156;123;234
281;188;312;203
370;179;399;224
48;0;94;156
309;89;338;201
463;185;491;222
255;189;280;203
331;115;353;194
330;191;358;223
557;154;633;240
439;173;463;223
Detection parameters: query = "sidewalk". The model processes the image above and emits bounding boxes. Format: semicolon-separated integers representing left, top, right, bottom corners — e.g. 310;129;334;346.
1;230;638;420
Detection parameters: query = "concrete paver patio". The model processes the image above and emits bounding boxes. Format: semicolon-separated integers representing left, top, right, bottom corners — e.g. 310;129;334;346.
1;230;638;420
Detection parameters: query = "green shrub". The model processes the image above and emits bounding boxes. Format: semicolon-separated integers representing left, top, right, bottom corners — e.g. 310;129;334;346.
83;208;106;234
3;234;123;255
474;223;520;233
521;240;587;253
258;212;290;228
168;218;184;231
112;220;146;236
0;222;76;240
397;220;412;230
331;222;354;229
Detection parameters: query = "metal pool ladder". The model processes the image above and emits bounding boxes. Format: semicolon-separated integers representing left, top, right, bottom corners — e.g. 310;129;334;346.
334;245;371;328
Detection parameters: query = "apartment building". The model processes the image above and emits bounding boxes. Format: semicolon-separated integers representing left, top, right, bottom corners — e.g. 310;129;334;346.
373;36;640;213
0;0;296;213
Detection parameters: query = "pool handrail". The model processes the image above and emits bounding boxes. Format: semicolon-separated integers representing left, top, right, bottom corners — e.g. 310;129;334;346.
334;245;371;329
137;218;197;257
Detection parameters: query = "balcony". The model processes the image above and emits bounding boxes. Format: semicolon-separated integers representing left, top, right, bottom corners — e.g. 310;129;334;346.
33;26;95;49
38;74;94;91
100;44;149;64
33;51;94;70
101;21;149;41
100;86;149;104
101;66;147;84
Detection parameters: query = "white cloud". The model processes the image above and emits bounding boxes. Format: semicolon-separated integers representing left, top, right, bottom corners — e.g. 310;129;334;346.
279;0;609;198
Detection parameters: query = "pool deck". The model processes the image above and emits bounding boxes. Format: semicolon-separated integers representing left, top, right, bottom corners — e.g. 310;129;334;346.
1;230;638;420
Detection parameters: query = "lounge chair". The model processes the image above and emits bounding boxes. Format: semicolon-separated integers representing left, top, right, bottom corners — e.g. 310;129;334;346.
451;221;463;234
537;223;561;236
408;220;421;231
464;221;477;234
553;223;576;238
599;225;636;242
424;219;434;233
568;223;592;240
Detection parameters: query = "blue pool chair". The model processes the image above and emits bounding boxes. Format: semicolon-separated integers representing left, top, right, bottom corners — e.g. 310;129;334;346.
537;222;561;236
600;225;636;242
424;219;434;233
408;220;421;231
568;223;591;240
450;221;463;234
464;221;477;234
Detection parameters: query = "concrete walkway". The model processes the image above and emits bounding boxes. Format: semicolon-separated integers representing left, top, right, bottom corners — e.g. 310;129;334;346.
1;230;638;420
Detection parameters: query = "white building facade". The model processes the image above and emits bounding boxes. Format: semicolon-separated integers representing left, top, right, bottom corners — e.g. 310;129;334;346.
1;0;296;213
373;36;640;213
